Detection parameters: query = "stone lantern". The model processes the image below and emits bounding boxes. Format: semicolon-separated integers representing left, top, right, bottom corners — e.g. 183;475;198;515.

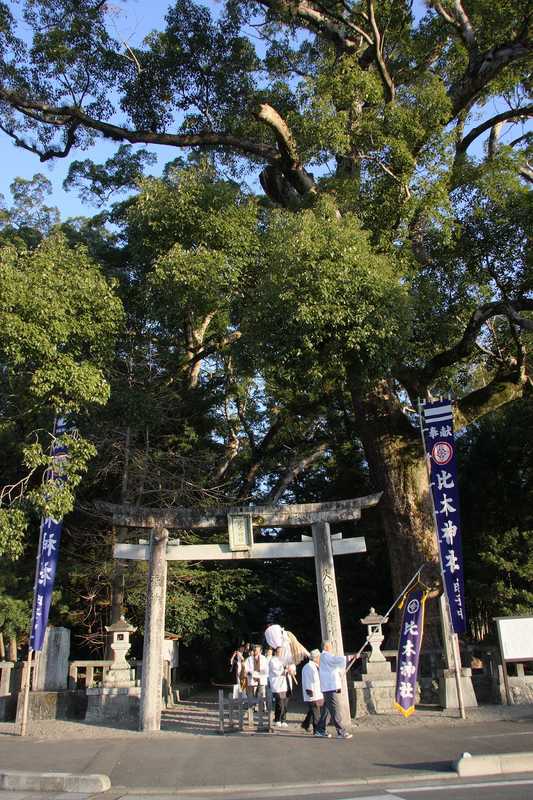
103;615;136;688
360;607;388;666
86;615;141;723
352;607;395;716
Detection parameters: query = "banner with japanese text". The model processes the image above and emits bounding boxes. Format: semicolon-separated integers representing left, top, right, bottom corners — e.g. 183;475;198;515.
29;418;69;652
420;400;467;634
394;586;428;717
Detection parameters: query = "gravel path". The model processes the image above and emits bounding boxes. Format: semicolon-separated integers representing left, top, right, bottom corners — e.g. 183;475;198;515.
1;691;532;740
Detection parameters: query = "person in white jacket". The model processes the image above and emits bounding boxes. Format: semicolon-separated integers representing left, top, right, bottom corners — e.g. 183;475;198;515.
268;646;295;727
245;644;268;706
315;640;354;739
301;649;323;734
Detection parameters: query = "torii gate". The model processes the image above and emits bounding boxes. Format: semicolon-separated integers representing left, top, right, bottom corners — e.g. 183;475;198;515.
103;494;381;731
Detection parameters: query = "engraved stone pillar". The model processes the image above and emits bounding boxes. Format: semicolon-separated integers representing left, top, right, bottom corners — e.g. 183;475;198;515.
32;627;70;691
311;521;351;728
139;527;168;732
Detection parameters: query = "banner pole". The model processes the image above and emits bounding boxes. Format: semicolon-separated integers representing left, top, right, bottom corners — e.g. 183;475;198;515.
19;649;33;737
417;400;466;720
345;565;426;674
19;417;62;736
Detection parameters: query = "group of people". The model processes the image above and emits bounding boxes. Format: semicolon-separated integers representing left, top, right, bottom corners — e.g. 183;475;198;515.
229;625;355;739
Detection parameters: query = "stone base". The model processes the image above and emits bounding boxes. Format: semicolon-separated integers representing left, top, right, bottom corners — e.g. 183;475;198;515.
12;691;87;723
353;678;397;716
498;669;533;705
85;686;140;722
0;694;17;722
439;668;478;709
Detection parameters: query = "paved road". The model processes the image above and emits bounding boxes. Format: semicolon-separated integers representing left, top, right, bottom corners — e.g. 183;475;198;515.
4;718;533;789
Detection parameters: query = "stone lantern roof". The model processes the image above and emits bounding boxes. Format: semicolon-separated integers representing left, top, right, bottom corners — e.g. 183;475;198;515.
360;607;388;626
105;614;136;634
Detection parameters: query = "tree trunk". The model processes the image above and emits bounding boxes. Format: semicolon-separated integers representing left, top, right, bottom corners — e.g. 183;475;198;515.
351;379;442;646
0;632;5;660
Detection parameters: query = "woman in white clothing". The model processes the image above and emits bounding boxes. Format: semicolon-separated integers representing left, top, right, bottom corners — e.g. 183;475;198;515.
268;646;295;727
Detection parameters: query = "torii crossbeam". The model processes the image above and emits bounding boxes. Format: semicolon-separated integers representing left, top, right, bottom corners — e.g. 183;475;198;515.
101;494;381;731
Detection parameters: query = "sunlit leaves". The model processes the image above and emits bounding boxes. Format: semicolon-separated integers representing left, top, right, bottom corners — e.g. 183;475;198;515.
243;196;410;386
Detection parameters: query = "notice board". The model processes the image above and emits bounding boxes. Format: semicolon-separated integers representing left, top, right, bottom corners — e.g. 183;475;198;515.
495;615;533;662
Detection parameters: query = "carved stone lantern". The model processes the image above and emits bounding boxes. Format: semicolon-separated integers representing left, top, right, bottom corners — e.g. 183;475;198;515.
103;615;137;688
354;607;395;715
360;607;388;665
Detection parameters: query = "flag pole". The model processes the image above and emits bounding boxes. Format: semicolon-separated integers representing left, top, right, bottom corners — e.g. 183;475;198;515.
418;399;466;719
19;515;45;737
19;416;61;736
345;565;426;674
19;649;33;737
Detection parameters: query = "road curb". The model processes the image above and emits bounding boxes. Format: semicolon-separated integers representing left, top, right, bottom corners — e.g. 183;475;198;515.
0;770;111;793
107;772;456;795
454;751;533;777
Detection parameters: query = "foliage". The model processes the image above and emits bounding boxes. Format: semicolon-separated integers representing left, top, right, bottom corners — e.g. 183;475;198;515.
0;226;124;556
243;196;410;387
459;400;533;635
481;529;533;616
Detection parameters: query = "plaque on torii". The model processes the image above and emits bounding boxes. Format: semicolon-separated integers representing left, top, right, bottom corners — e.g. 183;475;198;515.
102;494;381;731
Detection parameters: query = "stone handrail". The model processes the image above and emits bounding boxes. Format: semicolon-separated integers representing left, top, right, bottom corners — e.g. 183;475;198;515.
68;660;112;689
0;662;15;695
69;659;142;689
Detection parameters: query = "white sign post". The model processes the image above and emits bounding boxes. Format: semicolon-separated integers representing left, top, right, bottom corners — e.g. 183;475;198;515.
495;615;533;705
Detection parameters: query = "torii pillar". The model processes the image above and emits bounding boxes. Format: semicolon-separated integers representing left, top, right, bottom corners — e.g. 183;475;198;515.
103;494;381;731
312;521;350;717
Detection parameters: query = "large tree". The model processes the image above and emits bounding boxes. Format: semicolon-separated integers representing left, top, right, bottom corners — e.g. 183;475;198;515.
0;0;531;637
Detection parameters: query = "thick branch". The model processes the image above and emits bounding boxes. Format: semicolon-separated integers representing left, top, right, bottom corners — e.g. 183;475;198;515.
0;120;79;161
429;1;476;50
454;365;531;431
487;121;504;158
397;299;533;396
266;441;329;504
367;0;395;103
181;331;242;373
0;87;278;162
520;163;533;183
455;104;533;156
238;412;285;499
450;40;531;117
257;0;362;52
505;304;533;332
256;103;317;196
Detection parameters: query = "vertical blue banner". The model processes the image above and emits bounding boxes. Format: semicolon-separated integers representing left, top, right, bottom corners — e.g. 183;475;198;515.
29;418;69;652
394;586;428;717
420;400;467;634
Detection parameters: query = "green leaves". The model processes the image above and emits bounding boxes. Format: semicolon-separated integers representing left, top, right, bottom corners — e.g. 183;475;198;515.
0;230;123;557
0;509;28;561
0;231;123;411
243;196;410;386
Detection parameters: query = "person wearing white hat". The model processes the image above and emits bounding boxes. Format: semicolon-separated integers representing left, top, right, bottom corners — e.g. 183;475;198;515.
301;649;323;734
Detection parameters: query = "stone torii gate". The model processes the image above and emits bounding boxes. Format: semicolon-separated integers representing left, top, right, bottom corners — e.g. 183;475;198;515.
104;494;381;731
